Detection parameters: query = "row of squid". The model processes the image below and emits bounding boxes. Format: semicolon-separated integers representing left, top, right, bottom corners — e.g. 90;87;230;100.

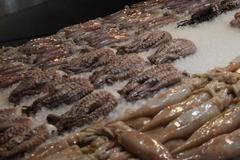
0;0;240;159
25;57;240;160
0;1;204;159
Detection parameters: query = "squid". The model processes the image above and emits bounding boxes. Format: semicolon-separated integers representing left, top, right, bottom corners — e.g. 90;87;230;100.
172;103;240;154
119;77;208;122
140;92;211;131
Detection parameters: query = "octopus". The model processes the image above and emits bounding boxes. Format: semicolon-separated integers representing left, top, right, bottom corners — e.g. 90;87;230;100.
19;35;76;67
116;30;172;54
230;11;240;28
47;91;117;132
0;62;28;88
118;64;184;101
148;38;197;64
176;128;240;160
8;68;64;105
0;124;57;159
90;54;146;88
177;0;240;27
23;77;94;115
60;48;117;74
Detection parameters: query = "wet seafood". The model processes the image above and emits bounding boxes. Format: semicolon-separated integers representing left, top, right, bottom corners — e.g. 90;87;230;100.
72;23;129;48
27;121;107;160
90;54;146;88
126;117;151;130
61;48;116;74
0;62;28;88
106;121;173;160
47;91;117;132
0;46;28;63
19;36;75;67
58;19;104;38
119;64;184;101
0;108;23;122
140;91;211;131
119;76;208;121
177;0;240;27
0;124;57;158
231;11;240;28
43;145;83;160
158;83;232;143
9;68;63;105
148;38;197;64
116;30;172;54
172;103;240;154
176;128;240;160
0;117;32;145
23;78;94;115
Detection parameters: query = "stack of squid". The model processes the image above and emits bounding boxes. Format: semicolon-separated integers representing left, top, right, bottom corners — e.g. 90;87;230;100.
26;57;240;160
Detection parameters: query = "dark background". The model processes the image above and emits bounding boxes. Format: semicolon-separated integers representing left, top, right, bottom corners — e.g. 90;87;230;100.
0;0;142;47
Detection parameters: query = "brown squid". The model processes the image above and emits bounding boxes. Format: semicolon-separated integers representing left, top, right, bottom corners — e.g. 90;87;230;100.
119;76;208;122
118;64;184;101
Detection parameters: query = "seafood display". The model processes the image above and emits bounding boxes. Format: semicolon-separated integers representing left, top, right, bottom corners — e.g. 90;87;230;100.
0;108;57;159
27;59;240;160
148;39;197;64
0;0;240;159
90;54;146;88
47;91;117;132
119;64;184;101
230;11;240;28
60;48;117;74
116;30;172;55
23;78;94;115
0;62;28;88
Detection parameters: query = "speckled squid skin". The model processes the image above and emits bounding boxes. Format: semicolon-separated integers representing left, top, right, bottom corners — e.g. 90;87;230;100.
18;35;76;68
148;38;197;64
8;68;64;105
176;128;240;160
0;108;23;123
71;23;129;48
0;117;32;145
61;48;117;74
0;62;28;88
90;54;146;88
0;124;56;158
176;0;240;27
47;91;117;132
119;64;183;101
24;78;94;115
58;19;104;38
116;30;172;54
